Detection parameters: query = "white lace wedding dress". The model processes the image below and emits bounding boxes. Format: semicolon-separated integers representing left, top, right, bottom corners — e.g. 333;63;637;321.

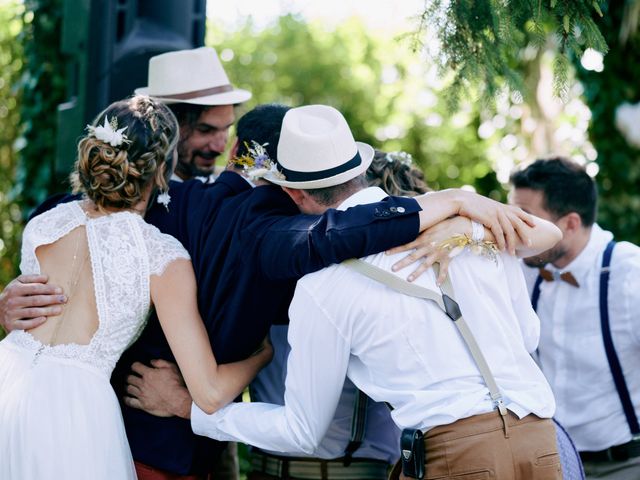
0;200;189;479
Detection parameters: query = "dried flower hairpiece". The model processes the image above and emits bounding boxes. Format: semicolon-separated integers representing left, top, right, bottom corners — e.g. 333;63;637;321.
385;151;413;166
438;234;499;264
234;140;285;181
87;116;131;147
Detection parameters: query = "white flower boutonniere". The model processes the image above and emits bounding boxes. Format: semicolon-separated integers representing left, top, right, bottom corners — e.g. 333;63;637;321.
157;191;171;211
87;116;131;147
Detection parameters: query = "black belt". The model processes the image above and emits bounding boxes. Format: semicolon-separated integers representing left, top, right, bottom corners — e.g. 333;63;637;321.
579;439;640;463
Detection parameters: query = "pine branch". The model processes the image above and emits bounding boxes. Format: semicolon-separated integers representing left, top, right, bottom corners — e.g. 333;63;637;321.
414;0;609;106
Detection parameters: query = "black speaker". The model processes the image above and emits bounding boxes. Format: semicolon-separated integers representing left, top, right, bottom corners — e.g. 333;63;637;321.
55;0;207;180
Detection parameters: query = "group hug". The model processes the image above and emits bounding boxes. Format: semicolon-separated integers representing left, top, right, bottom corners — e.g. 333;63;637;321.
1;46;639;480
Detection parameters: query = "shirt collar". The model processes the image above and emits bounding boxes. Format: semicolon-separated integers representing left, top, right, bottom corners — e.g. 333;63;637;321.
337;187;388;211
170;173;217;184
552;223;613;280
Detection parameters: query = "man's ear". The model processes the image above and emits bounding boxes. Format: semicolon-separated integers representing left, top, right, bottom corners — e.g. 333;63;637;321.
562;212;583;234
281;187;306;207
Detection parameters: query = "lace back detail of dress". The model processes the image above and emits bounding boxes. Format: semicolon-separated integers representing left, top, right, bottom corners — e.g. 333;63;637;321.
18;200;190;375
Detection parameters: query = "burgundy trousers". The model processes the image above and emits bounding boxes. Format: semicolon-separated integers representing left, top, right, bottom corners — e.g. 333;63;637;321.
135;461;212;480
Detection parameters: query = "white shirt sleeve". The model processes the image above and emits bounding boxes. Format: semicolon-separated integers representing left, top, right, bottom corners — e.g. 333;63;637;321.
503;255;540;353
190;281;351;455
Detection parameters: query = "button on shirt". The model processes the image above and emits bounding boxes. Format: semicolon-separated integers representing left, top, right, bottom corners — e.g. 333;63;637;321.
522;224;640;451
192;187;555;455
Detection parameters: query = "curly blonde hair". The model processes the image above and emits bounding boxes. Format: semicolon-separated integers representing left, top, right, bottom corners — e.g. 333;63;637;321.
366;150;430;197
70;95;179;210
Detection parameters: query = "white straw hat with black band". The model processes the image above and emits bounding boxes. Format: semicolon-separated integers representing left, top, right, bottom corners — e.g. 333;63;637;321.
134;47;251;106
264;105;374;189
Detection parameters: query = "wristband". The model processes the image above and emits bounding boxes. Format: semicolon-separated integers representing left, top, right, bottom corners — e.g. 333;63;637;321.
471;221;485;243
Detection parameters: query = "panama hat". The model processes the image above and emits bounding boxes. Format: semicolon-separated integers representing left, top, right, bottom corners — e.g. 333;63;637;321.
264;105;374;189
134;47;251;106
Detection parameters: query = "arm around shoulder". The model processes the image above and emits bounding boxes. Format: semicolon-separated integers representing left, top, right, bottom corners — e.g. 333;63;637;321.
255;195;422;280
151;259;272;414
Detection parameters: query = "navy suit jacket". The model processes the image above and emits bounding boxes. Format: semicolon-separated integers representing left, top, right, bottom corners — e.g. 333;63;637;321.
32;171;421;474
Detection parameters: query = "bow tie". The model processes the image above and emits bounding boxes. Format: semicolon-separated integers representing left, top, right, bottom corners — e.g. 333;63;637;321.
539;268;580;288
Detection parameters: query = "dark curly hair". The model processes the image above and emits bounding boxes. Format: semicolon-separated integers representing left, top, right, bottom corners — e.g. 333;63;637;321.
70;95;179;211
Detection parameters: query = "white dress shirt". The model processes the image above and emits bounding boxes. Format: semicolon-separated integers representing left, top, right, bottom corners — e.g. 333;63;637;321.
250;325;400;461
522;224;640;451
192;187;556;455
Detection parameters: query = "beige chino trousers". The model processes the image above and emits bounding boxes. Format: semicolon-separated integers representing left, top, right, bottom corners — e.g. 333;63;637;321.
389;411;562;480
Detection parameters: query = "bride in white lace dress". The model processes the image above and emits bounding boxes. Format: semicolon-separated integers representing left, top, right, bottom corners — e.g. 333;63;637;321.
0;96;272;479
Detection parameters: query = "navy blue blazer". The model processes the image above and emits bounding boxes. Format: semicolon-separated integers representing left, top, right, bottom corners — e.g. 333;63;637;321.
32;172;421;474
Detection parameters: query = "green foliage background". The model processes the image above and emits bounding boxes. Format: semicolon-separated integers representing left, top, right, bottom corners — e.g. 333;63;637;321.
14;0;67;217
418;0;608;103
0;0;25;339
576;3;640;245
420;1;639;244
0;0;66;338
209;15;503;198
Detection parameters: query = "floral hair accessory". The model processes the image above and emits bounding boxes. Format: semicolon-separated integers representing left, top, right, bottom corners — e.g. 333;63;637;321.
87;116;131;147
385;151;413;166
234;140;284;181
157;190;171;211
438;234;499;264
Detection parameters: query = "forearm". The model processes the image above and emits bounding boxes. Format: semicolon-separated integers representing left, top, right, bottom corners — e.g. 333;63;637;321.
192;401;320;454
512;216;561;257
415;190;462;231
256;196;421;280
414;188;536;254
125;350;272;420
476;216;560;256
154;260;271;415
195;348;272;415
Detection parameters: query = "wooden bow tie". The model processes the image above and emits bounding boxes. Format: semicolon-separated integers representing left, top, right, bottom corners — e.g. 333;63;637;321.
539;268;580;288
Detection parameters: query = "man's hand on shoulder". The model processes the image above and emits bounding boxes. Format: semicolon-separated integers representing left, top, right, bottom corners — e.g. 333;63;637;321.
0;274;66;332
124;360;193;419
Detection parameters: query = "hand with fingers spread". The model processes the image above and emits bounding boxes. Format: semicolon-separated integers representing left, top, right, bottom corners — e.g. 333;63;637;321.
124;360;193;419
452;191;535;255
389;212;562;282
414;189;535;255
0;274;67;332
387;217;474;283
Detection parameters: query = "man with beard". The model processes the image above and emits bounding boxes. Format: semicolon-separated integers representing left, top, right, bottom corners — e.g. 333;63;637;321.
510;157;640;480
134;47;251;183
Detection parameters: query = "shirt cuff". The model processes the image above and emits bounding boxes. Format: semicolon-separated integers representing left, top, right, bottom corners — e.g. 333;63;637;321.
190;402;229;439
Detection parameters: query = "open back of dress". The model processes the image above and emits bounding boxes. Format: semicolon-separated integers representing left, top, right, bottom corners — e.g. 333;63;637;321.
31;224;98;346
0;199;189;480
